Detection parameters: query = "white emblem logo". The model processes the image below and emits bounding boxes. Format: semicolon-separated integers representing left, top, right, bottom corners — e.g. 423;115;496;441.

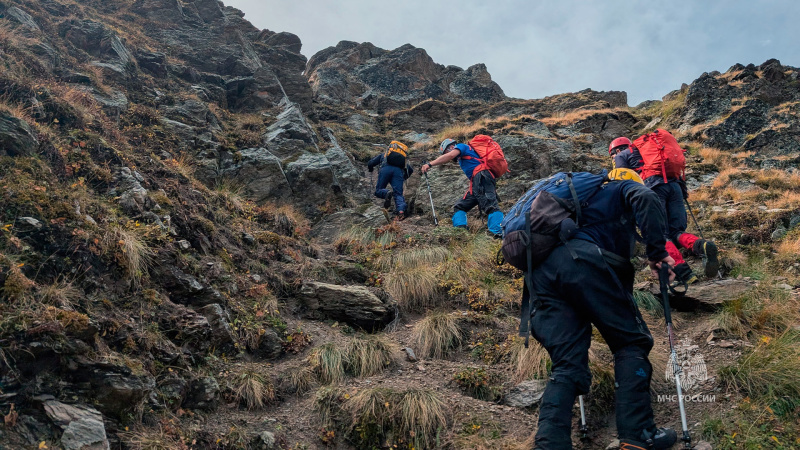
665;344;708;390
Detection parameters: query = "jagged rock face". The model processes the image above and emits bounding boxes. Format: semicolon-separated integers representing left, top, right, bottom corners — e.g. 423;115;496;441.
130;0;312;112
306;41;505;112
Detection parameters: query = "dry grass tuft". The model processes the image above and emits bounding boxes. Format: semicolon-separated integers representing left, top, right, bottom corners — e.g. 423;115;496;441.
720;330;800;404
104;225;153;286
314;386;345;427
232;370;275;410
380;246;451;311
540;108;618;126
411;311;463;359
698;147;729;166
508;337;550;383
37;281;81;308
283;365;315;395
754;169;800;191
713;283;800;338
345;335;395;377
384;265;442;312
119;425;188;450
309;343;347;384
397;388;450;449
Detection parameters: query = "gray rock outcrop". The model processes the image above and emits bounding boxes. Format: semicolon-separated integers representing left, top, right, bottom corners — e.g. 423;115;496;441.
0;112;38;156
306;41;505;112
43;400;109;450
298;281;396;331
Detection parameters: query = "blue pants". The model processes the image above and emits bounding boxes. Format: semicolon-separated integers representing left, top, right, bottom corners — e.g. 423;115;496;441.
375;166;406;213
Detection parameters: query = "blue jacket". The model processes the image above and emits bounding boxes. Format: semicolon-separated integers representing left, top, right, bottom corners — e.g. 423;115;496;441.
453;143;483;180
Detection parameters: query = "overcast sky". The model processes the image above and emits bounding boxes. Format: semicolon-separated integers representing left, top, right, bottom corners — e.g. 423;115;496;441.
224;0;799;105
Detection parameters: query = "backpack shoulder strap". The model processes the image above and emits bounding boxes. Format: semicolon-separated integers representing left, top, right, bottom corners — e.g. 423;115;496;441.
566;173;582;226
519;210;537;346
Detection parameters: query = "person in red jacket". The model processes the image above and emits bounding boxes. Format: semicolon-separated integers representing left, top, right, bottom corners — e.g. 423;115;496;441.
609;137;719;283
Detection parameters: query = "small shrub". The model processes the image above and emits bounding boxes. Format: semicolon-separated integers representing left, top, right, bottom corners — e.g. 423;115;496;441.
345;335;394;377
283;330;312;354
453;367;501;401
314;386;345;427
412;312;462;359
309;343;347;384
232;370;275;410
344;387;394;447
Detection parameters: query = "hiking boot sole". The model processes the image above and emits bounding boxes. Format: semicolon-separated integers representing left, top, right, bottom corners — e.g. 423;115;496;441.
702;241;719;277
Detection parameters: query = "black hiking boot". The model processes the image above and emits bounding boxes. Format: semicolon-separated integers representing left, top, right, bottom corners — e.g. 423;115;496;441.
672;262;697;286
620;427;677;450
383;188;393;209
693;239;719;277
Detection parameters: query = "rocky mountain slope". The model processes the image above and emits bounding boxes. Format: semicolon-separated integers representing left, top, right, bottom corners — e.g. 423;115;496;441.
1;0;799;449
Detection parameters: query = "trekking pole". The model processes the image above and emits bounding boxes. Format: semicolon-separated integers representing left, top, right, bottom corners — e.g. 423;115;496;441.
683;199;706;241
423;161;439;226
578;395;588;440
659;264;692;449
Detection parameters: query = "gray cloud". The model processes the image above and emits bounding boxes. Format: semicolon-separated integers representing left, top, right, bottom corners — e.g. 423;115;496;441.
225;0;800;105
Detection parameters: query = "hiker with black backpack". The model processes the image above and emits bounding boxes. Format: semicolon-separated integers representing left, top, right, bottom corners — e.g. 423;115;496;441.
609;132;719;283
500;169;678;450
421;136;507;238
368;141;413;221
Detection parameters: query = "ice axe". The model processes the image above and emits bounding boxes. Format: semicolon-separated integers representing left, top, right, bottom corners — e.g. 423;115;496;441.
659;263;692;449
422;161;439;226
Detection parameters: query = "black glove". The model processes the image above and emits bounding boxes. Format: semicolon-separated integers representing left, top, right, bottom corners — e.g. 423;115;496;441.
404;164;414;180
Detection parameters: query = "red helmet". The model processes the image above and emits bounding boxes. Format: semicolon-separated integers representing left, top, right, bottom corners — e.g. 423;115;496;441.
608;137;632;155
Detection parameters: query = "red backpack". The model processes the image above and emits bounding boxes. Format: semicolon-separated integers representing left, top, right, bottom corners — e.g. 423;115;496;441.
633;129;686;183
467;135;509;178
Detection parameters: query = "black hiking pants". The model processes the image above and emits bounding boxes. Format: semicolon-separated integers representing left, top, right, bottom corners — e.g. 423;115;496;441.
453;170;500;215
530;239;655;449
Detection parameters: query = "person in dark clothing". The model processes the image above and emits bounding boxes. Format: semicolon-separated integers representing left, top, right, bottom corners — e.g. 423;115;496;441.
420;138;504;237
368;143;413;220
609;137;719;281
529;169;677;450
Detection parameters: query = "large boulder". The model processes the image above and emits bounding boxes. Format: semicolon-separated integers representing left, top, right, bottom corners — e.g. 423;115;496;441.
43;400;109;450
0;112;38;156
298;281;396;331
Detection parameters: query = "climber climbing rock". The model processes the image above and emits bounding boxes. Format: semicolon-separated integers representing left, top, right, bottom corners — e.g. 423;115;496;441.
368;141;414;221
609;132;720;286
421;136;507;238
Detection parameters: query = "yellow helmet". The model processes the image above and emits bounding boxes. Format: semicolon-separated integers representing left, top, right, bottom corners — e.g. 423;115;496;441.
607;168;644;185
